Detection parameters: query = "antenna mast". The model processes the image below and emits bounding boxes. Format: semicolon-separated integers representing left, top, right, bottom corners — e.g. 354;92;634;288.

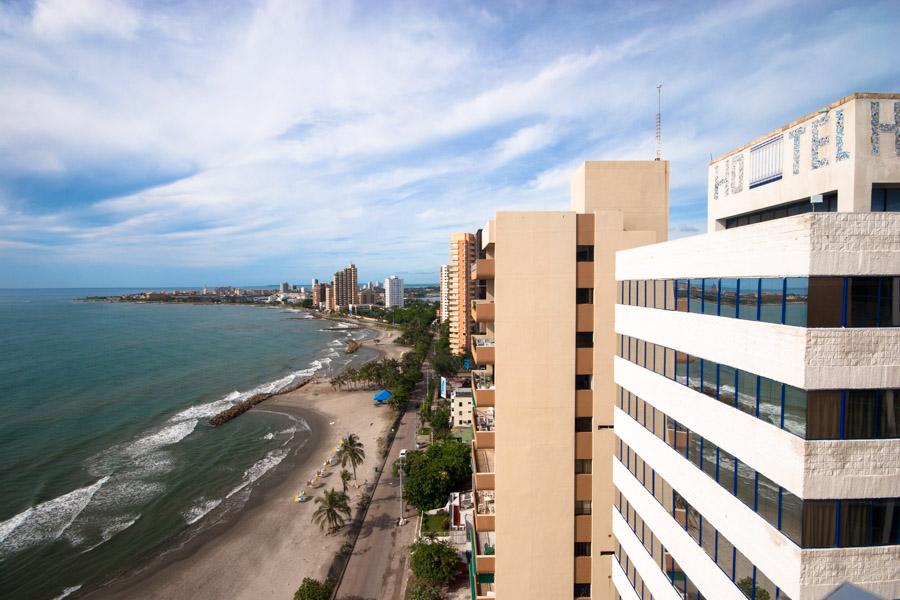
655;83;662;161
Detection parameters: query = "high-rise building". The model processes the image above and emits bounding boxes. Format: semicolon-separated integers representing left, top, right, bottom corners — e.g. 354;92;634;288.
324;284;334;312
440;264;450;322
611;93;900;600
468;161;668;599
385;275;404;308
280;282;290;293
449;233;476;355
330;263;359;310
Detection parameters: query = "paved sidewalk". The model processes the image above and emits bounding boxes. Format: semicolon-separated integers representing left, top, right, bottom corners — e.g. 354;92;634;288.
335;396;422;599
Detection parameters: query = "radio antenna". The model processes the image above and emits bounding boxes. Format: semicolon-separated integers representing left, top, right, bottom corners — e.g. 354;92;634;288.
655;83;662;161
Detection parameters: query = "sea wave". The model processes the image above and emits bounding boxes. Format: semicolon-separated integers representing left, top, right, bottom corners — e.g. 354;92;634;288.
226;448;289;499
52;585;82;600
77;513;141;554
183;498;222;525
0;476;109;556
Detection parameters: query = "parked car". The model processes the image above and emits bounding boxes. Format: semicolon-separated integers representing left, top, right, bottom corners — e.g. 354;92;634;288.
399;448;408;459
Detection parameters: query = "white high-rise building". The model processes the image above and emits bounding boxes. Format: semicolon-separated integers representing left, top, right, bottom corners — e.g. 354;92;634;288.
612;93;900;600
440;264;450;322
385;275;404;308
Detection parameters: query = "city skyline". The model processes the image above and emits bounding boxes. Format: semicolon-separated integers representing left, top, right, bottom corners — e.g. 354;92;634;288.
2;0;899;287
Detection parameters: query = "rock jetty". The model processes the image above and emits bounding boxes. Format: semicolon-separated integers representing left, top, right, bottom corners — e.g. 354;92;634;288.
209;378;313;426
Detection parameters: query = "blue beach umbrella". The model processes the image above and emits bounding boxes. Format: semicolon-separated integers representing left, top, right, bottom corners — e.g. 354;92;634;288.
373;390;392;403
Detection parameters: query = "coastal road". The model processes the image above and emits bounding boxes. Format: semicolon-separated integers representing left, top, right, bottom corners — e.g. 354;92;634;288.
335;366;430;600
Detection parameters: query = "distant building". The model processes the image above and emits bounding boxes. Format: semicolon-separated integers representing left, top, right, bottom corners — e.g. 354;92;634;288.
359;288;377;305
385;276;404;308
448;233;475;355
324;284;334;312
440;264;450;322
331;263;358;310
450;386;473;428
280;282;290;293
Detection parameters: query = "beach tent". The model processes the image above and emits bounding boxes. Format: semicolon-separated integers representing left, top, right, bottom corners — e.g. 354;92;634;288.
373;390;393;403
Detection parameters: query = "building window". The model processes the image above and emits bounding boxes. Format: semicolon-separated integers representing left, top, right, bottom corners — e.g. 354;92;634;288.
576;332;594;348
575;500;592;515
871;186;900;212
576;287;594;304
574;583;591;598
724;192;837;229
576;375;592;390
575;542;591;556
576;459;592;474
576;245;595;261
575;417;592;432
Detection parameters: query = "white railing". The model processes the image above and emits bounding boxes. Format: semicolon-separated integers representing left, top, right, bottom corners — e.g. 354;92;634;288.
749;135;783;188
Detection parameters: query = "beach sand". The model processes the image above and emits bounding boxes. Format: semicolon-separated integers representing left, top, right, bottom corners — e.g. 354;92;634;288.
91;323;406;600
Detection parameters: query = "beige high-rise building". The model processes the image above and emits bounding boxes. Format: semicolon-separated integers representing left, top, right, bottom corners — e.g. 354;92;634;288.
330;263;359;310
449;233;476;355
468;161;668;599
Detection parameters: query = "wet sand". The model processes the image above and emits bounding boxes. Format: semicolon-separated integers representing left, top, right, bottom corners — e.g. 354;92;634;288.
87;323;406;600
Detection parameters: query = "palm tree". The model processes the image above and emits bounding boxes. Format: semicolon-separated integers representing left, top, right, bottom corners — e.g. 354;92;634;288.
340;469;352;493
338;434;366;482
312;488;351;534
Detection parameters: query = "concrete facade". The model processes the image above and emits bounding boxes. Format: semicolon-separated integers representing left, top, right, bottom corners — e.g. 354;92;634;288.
384;275;404;308
472;161;668;600
613;94;900;600
449;233;475;356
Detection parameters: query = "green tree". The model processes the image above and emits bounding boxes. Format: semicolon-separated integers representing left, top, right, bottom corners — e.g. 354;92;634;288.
340;469;352;493
407;578;444;600
409;537;462;586
737;577;770;600
430;407;450;435
311;488;351;534
338;433;366;481
293;577;332;600
402;441;472;512
300;299;314;309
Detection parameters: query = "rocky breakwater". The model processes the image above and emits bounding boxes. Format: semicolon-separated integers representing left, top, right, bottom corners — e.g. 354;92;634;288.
209;378;314;426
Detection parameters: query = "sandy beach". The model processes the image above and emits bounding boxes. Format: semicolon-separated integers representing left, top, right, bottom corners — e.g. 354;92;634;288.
89;323;406;600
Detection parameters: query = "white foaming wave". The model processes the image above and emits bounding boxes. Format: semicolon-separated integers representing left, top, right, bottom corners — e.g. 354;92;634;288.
125;419;198;457
0;476;109;556
226;448;289;499
77;513;141;554
263;432;275;440
328;340;344;347
53;585;82;600
169;391;242;422
183;498;222;525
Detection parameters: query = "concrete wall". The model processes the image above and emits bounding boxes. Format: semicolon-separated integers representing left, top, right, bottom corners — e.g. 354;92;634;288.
706;94;900;231
494;211;577;599
616;213;900;280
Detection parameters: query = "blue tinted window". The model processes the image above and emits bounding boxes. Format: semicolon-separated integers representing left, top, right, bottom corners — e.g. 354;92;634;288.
739;278;759;321
783;386;807;438
720;279;738;318
784;278;809;327
759;278;784;324
737;371;758;416
689;279;703;313
758;378;782;428
703;279;719;315
718;364;737;406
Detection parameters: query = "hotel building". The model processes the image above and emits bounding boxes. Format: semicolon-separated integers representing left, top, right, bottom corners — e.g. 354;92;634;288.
449;233;476;355
611;93;900;600
468;161;669;599
385;275;405;308
331;263;359;310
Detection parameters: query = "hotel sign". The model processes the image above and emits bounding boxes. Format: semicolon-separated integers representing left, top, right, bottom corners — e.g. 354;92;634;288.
713;100;900;201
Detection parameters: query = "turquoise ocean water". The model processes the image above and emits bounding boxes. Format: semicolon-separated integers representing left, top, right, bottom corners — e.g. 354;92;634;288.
0;289;371;599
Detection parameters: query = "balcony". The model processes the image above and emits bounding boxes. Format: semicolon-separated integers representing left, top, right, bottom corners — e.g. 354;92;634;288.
472;443;495;490
473;407;495;449
471;335;495;365
470;258;495;281
475;530;496;574
475;489;495;531
471;369;495;407
472;299;495;323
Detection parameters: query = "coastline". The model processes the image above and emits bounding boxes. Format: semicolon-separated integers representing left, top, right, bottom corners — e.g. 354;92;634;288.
80;321;406;600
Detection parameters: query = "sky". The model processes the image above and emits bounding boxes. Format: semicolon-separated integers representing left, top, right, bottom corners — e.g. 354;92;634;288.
0;0;898;288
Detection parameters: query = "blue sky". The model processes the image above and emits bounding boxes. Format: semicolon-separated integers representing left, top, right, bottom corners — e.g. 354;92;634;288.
0;0;898;287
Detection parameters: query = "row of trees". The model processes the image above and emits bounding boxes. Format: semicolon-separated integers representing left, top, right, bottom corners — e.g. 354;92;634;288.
310;433;367;534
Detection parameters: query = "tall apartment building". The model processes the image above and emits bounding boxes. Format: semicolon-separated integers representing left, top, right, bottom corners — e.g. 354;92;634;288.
385;275;405;308
611;93;900;600
468;161;669;599
331;263;359;310
449;233;476;355
440;264;451;322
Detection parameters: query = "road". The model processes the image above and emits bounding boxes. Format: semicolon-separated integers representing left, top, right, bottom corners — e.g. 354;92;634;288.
335;365;432;600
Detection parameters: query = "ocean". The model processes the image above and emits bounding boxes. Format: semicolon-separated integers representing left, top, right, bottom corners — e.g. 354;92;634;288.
0;289;375;599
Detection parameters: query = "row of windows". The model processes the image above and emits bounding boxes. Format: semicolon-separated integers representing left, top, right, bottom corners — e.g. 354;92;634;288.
724;193;837;229
617;391;900;548
616;441;790;600
617;276;900;328
617;334;900;440
615;539;661;600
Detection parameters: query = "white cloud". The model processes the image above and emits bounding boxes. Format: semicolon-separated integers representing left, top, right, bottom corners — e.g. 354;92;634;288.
31;0;140;39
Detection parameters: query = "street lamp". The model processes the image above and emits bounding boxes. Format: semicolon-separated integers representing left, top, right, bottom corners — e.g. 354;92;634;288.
398;455;407;526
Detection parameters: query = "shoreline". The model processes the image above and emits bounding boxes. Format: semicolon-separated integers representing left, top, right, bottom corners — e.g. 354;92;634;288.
78;320;406;600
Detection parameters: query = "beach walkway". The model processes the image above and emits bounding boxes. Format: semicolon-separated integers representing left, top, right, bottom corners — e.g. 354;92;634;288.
334;367;426;599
